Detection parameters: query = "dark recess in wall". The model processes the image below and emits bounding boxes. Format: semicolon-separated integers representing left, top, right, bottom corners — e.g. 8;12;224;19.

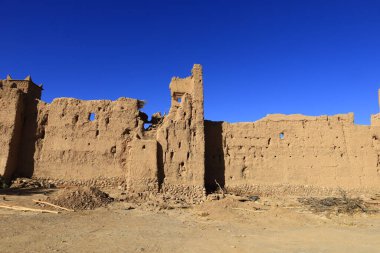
204;120;225;192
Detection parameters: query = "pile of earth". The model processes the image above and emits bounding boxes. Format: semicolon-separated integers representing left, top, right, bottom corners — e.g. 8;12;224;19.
48;186;113;211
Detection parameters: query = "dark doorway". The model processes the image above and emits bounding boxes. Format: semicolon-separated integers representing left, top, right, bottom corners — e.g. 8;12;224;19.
157;142;165;190
204;120;225;193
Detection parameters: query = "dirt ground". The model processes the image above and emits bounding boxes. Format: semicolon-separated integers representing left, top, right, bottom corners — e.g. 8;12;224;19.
0;187;379;253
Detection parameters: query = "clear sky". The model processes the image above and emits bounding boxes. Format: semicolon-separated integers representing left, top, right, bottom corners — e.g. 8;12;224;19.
1;0;380;124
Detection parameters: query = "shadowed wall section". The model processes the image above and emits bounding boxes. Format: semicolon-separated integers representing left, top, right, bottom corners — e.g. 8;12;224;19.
204;120;225;192
0;77;42;181
0;86;25;181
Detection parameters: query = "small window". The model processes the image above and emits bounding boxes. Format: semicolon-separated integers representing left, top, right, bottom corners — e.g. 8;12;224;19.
89;113;95;121
279;132;285;140
177;97;182;103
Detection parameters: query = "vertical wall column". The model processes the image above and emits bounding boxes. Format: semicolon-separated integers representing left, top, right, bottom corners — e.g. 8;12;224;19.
0;88;25;182
126;140;158;192
156;64;206;197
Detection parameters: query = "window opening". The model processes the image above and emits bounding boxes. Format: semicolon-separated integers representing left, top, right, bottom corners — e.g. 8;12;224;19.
89;113;96;121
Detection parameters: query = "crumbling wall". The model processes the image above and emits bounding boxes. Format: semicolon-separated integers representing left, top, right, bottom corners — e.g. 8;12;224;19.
0;76;42;178
0;76;42;181
3;67;380;195
156;64;205;198
205;113;380;192
126;139;158;192
14;81;41;178
33;97;147;181
371;113;380;126
0;86;24;181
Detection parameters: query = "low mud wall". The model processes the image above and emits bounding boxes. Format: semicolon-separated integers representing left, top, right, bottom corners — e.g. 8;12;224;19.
205;113;380;192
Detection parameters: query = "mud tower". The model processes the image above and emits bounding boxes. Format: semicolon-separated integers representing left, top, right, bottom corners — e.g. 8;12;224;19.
0;75;42;181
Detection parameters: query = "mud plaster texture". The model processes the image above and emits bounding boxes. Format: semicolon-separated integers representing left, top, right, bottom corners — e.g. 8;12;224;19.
206;113;380;194
1;65;380;198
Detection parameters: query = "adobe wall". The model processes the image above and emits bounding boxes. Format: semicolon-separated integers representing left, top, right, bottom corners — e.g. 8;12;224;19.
2;66;380;196
0;85;24;181
3;76;42;177
126;139;158;192
30;65;206;197
156;64;206;198
0;66;206;199
33;97;149;182
13;80;42;178
0;76;42;182
205;113;380;193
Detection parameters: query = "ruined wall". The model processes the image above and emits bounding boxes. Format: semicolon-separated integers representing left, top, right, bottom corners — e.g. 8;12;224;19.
371;113;380;126
205;113;380;192
156;64;205;197
33;97;148;181
0;66;206;196
32;65;206;195
5;78;42;178
0;85;24;181
3;67;380;195
0;76;42;181
126;139;158;192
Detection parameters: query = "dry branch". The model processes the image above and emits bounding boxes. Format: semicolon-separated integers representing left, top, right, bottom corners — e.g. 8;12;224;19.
0;204;59;214
232;207;265;213
214;180;225;197
32;199;74;212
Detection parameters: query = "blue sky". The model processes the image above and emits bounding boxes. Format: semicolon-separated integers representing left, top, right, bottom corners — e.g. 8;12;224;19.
1;0;380;124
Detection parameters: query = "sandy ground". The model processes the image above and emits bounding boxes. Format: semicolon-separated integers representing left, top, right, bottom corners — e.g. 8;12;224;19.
0;188;379;253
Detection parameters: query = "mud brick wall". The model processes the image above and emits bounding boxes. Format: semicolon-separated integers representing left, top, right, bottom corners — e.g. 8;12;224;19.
205;113;380;191
0;86;24;181
33;97;145;180
3;67;380;194
0;77;42;181
156;64;205;196
126;139;158;192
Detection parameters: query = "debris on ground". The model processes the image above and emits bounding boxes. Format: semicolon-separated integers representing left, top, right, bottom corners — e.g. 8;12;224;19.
298;195;376;215
0;203;59;214
10;178;55;189
235;195;260;202
33;199;74;212
0;175;8;189
116;192;192;211
48;187;113;211
247;195;260;201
